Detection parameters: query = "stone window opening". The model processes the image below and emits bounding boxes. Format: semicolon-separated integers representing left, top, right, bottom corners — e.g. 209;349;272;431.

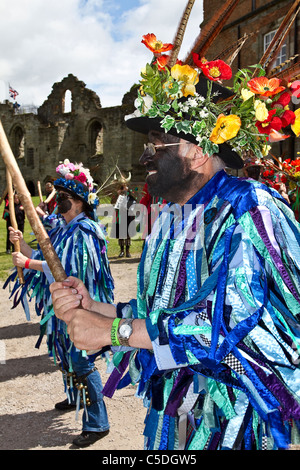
63;89;72;113
89;121;103;157
12;126;25;159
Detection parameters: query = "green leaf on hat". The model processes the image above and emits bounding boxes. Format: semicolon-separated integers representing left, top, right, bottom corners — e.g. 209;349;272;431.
161;115;176;131
175;120;192;134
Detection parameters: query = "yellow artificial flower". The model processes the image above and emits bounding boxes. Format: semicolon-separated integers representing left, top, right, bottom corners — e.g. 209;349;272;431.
241;88;254;101
291;108;300;137
254;100;269;122
210;114;241;144
170;64;199;97
262;144;271;157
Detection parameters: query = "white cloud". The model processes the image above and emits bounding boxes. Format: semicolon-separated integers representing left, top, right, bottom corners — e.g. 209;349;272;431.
0;0;203;108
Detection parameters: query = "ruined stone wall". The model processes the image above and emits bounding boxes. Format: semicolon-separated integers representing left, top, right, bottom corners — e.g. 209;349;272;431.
0;74;146;196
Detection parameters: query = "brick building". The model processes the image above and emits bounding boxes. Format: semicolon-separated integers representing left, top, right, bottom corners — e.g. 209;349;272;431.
194;0;300;162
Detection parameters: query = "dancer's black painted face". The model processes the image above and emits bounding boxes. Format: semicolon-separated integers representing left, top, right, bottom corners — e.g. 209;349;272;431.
139;132;197;203
56;192;73;214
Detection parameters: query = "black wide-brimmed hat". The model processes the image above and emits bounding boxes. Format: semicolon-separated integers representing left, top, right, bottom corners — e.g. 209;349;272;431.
125;77;244;170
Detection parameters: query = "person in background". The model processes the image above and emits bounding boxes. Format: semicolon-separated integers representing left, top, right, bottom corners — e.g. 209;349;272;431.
3;192;25;254
7;160;114;448
111;173;136;258
43;179;57;215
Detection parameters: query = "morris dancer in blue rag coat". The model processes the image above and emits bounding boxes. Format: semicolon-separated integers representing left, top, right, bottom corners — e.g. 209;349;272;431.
6;160;114;448
50;36;300;450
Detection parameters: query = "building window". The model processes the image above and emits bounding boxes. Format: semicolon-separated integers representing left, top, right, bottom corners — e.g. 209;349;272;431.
264;30;287;67
89;121;103;157
63;89;72;113
12;126;25;159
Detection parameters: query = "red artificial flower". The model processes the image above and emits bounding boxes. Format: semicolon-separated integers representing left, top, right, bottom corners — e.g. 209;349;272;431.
141;33;173;54
247;76;285;97
281;109;296;127
263;169;274;178
281;174;287;184
273;91;291;108
153;54;170;70
255;109;282;134
75;172;87;184
291;159;300;171
192;54;232;81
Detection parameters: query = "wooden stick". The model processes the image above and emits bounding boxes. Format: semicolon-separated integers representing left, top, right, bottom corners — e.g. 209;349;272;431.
0;120;66;282
168;0;196;67
184;0;240;65
6;169;24;284
44;187;56;204
37;181;43;203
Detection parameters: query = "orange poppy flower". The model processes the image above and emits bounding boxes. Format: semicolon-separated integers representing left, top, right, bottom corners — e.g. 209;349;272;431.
153;54;170;71
247;77;285;97
141;33;173;54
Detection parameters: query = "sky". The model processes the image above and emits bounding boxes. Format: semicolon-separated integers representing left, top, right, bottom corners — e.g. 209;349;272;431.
0;0;204;109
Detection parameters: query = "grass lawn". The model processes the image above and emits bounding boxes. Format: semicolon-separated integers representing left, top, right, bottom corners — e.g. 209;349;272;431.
0;196;143;281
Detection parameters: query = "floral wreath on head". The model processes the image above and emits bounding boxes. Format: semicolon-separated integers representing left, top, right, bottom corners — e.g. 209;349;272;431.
127;33;300;161
54;159;99;210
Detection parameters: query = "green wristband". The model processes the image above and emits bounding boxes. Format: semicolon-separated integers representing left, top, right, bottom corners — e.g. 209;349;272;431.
111;318;121;346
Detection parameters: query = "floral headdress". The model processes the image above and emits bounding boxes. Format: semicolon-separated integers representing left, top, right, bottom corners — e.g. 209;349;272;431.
125;33;300;168
54;159;99;210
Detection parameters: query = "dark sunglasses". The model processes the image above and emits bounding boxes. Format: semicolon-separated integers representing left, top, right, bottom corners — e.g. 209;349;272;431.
143;142;188;157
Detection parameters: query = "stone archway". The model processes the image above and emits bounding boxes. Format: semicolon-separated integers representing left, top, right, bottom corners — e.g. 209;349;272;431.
88;120;103;157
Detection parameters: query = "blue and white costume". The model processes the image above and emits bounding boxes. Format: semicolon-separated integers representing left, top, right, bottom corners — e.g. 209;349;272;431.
103;170;300;450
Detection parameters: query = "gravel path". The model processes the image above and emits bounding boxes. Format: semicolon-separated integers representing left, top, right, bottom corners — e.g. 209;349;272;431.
0;257;146;451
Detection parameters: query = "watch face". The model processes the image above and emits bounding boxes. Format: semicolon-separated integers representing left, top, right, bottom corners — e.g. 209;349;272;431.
119;323;132;338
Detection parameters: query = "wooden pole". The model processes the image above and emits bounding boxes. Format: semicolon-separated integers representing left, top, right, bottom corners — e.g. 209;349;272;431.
44;187;56;204
168;0;196;67
6;169;24;284
0;120;66;282
37;180;43;203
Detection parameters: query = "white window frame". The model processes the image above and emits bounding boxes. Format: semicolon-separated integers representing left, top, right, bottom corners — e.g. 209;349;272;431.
264;30;287;67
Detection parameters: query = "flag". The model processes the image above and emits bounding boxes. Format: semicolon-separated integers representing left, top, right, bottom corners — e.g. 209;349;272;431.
9;85;19;100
